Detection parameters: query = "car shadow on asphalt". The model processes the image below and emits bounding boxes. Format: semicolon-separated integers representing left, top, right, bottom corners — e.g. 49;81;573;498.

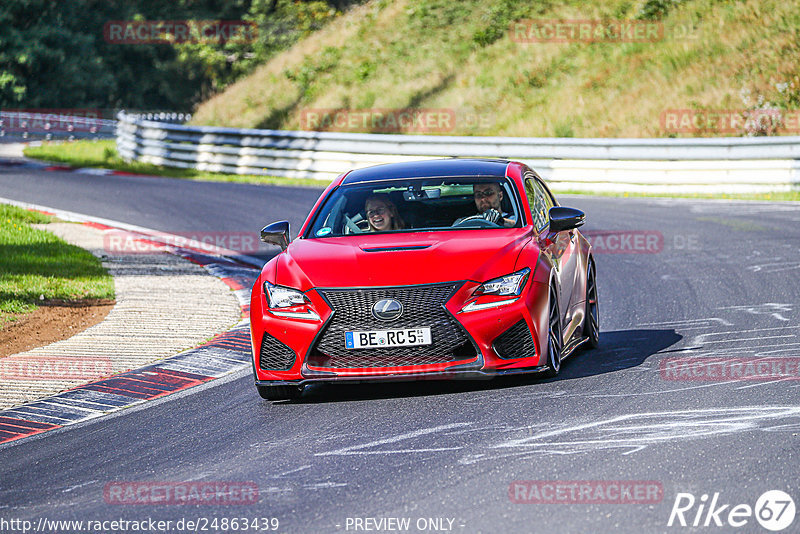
282;328;681;404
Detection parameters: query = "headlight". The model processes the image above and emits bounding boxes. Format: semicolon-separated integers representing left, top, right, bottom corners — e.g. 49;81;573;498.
264;282;309;308
460;268;530;313
474;268;530;296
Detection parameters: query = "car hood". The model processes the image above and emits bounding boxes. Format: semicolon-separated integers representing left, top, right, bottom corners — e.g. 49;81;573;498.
275;229;534;290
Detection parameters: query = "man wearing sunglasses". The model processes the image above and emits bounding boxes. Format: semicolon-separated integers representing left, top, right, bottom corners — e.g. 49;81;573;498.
454;182;515;227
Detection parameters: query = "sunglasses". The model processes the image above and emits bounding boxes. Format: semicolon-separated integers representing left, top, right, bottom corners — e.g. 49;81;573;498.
474;189;499;199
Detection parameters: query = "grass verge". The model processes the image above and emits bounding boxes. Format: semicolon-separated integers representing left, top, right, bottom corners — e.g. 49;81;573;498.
0;205;115;324
23;140;331;189
23;140;800;202
192;0;800;139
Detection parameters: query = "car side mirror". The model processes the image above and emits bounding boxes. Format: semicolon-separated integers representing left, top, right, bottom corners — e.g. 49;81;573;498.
260;221;290;250
549;207;585;233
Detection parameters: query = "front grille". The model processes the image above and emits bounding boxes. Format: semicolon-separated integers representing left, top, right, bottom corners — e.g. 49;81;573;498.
493;320;535;360
259;332;296;370
309;283;475;368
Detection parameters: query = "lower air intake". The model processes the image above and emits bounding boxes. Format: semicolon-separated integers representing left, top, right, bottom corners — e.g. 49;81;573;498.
259;332;296;371
493;320;536;360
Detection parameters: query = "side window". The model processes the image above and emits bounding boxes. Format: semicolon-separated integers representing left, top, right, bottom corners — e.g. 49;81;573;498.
524;176;551;232
539;180;558;211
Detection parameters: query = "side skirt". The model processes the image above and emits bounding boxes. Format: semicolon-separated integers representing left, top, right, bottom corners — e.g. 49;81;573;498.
561;335;589;361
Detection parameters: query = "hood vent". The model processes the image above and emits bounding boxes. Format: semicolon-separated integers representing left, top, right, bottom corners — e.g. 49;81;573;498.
361;245;431;253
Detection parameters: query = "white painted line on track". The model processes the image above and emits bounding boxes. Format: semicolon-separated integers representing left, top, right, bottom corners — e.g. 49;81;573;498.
457;406;800;464
315;422;472;457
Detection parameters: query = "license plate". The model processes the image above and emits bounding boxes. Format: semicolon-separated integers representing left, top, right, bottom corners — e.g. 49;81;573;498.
344;327;432;349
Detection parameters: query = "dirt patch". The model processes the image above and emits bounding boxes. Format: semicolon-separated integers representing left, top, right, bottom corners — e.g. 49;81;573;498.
0;300;115;358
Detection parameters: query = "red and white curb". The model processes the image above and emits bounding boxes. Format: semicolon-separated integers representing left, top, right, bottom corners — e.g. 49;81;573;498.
0;156;156;179
0;198;262;446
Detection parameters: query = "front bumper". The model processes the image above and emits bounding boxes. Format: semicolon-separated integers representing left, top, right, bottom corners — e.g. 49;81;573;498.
251;278;550;384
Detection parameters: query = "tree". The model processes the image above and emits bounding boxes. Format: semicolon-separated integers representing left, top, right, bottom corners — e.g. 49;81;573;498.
0;0;361;112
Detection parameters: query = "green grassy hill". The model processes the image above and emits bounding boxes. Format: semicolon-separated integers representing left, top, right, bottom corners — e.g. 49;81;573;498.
191;0;800;137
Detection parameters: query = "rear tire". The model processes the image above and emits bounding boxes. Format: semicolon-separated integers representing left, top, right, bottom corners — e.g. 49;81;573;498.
583;259;599;349
542;284;563;379
257;385;302;401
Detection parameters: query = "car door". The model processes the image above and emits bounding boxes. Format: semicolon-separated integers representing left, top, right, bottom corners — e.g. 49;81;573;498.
524;174;580;329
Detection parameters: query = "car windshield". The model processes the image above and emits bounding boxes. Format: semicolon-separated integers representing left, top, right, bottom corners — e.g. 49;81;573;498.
305;176;523;238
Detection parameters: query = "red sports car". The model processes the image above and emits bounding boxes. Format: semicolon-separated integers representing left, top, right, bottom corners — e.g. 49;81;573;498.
250;159;598;400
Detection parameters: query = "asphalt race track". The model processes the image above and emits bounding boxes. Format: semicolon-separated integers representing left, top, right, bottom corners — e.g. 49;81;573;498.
1;165;799;533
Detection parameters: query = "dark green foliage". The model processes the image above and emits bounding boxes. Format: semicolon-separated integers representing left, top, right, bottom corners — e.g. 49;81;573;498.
471;0;535;47
0;0;361;111
636;0;678;20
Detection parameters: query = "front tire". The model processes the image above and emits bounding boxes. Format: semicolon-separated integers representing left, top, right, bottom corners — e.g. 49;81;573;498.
583;259;599;349
257;385;302;401
542;284;563;378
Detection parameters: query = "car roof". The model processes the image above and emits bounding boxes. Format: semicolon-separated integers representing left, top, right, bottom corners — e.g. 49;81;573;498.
340;158;511;185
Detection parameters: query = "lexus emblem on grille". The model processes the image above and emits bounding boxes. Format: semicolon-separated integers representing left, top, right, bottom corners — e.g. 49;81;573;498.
372;298;403;321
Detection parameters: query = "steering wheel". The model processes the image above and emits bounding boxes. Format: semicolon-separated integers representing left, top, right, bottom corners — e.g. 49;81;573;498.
451;215;501;228
343;213;365;234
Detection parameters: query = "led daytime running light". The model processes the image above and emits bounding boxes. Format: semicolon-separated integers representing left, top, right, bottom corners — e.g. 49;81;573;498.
264;281;310;309
475;268;530;297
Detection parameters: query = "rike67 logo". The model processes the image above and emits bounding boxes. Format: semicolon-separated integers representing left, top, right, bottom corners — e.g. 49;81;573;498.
668;490;795;531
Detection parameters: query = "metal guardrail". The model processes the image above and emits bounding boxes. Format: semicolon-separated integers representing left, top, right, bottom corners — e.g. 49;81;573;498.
115;111;800;193
121;112;192;124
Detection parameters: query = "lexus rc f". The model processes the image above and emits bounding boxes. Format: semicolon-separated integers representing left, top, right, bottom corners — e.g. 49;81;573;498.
250;159;598;400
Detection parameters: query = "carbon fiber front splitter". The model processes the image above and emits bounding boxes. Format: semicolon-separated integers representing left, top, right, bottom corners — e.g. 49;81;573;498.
255;364;551;388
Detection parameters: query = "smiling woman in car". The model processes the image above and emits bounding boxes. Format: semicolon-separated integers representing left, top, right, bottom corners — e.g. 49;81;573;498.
365;194;406;232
